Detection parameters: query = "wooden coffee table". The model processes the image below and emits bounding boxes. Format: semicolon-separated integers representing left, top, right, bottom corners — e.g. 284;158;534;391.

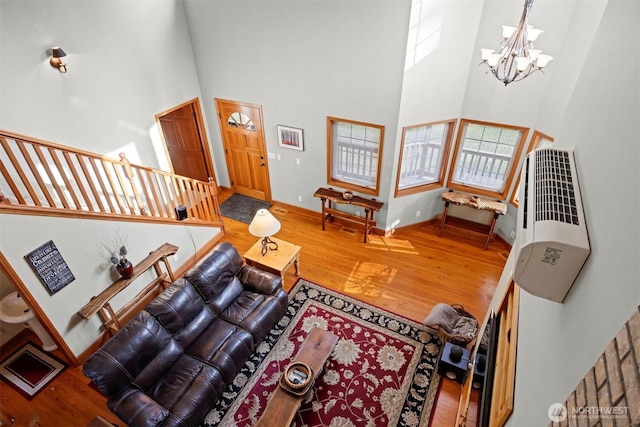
255;327;339;426
243;237;301;284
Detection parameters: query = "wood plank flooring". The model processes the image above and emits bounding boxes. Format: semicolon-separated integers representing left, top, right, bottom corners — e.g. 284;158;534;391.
0;189;510;426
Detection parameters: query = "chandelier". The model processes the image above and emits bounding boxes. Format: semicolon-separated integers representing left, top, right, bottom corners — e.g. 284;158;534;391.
480;0;553;86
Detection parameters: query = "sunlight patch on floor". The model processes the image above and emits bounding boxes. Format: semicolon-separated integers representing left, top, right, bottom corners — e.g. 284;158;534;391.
342;260;398;298
365;235;419;254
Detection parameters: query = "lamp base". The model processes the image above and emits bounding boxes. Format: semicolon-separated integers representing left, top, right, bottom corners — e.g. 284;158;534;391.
260;236;278;256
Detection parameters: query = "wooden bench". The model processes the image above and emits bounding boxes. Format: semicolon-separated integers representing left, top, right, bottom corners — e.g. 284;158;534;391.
438;191;507;250
77;243;178;334
313;187;384;243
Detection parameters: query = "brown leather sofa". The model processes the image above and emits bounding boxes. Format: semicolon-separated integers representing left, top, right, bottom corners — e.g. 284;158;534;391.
83;242;288;427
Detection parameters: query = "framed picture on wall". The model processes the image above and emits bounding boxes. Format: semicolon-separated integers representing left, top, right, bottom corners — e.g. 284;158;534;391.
277;125;304;151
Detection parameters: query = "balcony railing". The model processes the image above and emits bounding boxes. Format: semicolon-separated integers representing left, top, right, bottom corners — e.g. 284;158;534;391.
452;147;512;191
333;140;378;187
0;130;224;228
397;141;443;188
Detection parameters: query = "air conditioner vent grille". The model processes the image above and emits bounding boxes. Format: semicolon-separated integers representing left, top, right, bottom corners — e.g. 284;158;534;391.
534;149;579;225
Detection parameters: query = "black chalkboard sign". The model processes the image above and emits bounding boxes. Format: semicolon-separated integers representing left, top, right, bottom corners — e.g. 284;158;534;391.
25;240;75;295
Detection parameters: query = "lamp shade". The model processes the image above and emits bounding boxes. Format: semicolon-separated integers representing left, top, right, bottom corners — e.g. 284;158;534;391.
248;209;281;238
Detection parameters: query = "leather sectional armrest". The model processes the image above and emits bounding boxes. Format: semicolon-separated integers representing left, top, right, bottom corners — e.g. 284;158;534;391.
237;265;282;295
107;388;170;427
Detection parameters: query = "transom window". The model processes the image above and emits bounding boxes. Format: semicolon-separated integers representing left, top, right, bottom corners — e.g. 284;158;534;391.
447;119;528;199
395;119;455;197
327;117;385;196
227;112;255;130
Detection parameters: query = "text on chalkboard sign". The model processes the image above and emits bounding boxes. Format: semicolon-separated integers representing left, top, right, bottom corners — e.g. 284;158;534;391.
25;240;75;295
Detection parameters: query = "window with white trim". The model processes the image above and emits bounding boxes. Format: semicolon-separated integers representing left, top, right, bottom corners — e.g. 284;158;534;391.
447;119;528;199
395;119;455;197
327;117;385;196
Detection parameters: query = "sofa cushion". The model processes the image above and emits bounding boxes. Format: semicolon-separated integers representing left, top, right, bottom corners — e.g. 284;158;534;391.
146;355;224;427
185;318;254;384
108;355;224;427
145;278;204;334
221;288;288;344
206;276;244;315
83;310;172;398
184;242;243;304
134;339;184;392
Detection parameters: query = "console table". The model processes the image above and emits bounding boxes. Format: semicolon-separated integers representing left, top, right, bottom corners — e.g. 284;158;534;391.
438;191;506;250
313;187;384;243
78;243;178;334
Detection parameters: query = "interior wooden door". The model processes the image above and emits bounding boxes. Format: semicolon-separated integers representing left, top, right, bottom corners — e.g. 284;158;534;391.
157;99;213;182
214;98;271;201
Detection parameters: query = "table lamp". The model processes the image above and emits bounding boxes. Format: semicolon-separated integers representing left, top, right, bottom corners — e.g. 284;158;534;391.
248;209;281;256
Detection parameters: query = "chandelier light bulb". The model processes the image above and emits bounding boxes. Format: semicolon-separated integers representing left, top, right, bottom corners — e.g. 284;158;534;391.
516;57;533;71
502;26;516;39
528;49;542;60
527;28;543;42
536;54;553;68
481;49;495;61
488;53;502;67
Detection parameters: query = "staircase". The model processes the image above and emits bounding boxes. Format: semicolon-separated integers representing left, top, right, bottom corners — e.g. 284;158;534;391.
0;130;224;230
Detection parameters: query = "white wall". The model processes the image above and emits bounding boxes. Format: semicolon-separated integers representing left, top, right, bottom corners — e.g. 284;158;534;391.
388;0;484;229
0;0;205;171
183;0;412;226
503;0;640;424
0;213;222;357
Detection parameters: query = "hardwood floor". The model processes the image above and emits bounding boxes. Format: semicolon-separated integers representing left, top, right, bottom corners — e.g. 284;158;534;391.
0;190;510;426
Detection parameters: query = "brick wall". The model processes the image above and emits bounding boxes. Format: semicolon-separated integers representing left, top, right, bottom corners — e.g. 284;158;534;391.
548;306;640;427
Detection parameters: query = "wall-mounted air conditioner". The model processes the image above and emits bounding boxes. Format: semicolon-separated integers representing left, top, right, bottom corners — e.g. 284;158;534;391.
514;148;590;303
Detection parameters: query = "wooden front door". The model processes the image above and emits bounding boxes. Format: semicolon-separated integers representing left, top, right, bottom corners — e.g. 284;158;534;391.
214;98;271;201
157;99;213;182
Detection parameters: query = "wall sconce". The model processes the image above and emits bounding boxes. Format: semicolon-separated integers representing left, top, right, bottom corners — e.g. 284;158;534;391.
49;47;67;73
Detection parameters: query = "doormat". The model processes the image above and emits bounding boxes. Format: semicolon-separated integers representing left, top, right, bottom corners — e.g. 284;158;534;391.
202;279;441;426
219;194;272;224
0;341;67;400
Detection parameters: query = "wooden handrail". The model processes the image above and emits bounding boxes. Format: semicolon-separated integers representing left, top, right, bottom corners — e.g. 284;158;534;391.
0;130;224;229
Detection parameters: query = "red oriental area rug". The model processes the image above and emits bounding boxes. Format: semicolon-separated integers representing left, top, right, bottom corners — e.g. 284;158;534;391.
0;341;66;400
203;279;441;427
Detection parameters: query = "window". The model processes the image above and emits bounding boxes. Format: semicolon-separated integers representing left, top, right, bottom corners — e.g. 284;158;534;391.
395;119;455;197
327;117;385;196
447;119;529;199
510;130;554;207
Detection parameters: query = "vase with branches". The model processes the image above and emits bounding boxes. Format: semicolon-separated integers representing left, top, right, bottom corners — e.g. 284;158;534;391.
103;231;134;279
